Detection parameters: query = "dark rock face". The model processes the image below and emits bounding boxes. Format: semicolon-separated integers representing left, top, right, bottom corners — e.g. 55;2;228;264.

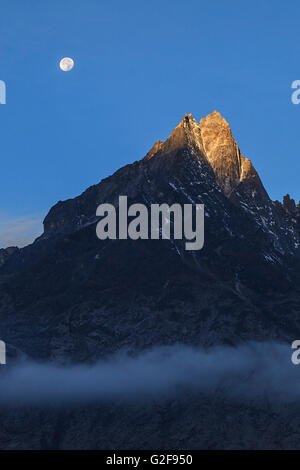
0;246;18;267
0;111;300;449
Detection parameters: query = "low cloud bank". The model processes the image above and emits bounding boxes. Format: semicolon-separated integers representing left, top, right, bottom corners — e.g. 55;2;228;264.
0;342;299;406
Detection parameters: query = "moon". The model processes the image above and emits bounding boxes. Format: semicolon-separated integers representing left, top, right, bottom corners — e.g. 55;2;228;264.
59;57;74;72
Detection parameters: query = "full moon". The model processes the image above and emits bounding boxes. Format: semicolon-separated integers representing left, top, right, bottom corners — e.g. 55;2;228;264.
59;57;74;72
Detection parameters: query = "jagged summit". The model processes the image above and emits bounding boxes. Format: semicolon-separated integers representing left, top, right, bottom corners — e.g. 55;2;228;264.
176;113;199;129
144;111;267;200
199;111;266;198
149;112;205;158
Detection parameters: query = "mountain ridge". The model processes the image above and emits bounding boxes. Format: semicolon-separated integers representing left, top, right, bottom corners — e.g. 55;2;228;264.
36;111;299;257
1;110;300;449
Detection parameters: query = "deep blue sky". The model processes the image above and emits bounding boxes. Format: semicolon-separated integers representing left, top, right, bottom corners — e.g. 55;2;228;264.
0;0;300;246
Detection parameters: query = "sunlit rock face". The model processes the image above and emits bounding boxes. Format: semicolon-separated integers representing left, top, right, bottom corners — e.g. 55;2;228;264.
198;111;266;202
199;110;243;196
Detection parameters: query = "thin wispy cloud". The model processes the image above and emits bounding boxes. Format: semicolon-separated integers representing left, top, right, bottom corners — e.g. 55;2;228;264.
0;213;43;248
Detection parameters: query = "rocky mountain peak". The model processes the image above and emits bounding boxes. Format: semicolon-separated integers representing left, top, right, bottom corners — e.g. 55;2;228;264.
145;111;267;200
154;113;204;158
1;108;300;451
